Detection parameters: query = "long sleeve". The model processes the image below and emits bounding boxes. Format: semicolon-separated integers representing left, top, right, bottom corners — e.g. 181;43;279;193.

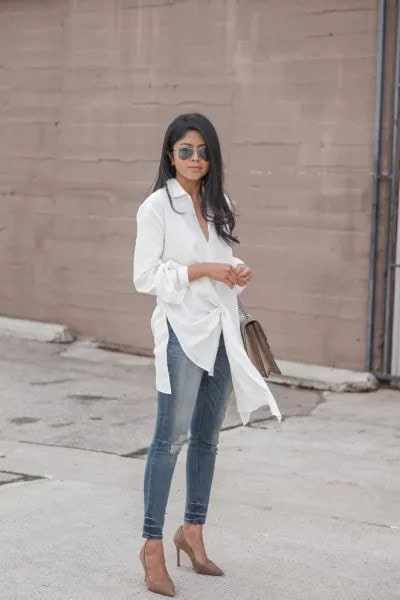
133;201;190;304
231;256;245;268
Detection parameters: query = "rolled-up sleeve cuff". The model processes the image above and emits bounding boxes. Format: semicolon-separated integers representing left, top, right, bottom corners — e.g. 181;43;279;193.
177;265;189;289
232;256;245;268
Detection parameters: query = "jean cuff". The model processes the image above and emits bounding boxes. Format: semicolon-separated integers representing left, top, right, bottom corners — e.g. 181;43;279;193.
142;531;163;539
184;513;206;525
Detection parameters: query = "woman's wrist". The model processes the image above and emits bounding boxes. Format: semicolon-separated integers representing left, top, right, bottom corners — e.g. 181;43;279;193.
188;262;210;282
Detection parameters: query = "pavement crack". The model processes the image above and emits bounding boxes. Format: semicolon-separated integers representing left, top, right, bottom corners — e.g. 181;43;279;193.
31;378;77;386
330;514;400;531
220;423;244;432
9;417;40;425
0;469;45;486
18;439;151;460
19;440;119;456
121;447;148;458
221;416;279;432
67;394;120;402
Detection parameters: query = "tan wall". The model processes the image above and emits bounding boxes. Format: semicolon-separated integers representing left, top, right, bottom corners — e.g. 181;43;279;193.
0;0;378;369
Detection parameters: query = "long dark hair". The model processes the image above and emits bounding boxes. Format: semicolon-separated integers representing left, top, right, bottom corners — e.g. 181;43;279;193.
150;113;239;245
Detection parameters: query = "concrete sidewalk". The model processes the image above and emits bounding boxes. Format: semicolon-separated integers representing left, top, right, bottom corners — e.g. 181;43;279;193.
0;335;399;599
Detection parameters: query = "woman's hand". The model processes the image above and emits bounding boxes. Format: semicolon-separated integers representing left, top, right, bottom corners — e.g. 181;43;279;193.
235;264;252;287
207;263;238;288
188;262;238;288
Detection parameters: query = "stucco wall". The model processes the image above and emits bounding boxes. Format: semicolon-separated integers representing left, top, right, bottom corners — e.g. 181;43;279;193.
0;0;378;369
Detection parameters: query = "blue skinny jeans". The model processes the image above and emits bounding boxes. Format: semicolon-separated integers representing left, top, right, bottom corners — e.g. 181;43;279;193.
142;321;232;539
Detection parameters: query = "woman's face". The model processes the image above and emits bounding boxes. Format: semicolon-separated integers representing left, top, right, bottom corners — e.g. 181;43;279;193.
170;129;210;182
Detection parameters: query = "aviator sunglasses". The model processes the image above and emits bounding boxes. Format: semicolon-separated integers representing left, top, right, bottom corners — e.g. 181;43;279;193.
173;145;209;162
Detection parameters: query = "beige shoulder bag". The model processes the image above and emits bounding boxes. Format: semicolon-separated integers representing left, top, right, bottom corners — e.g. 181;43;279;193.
238;297;281;378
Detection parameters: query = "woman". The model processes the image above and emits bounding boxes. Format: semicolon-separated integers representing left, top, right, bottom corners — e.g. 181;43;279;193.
133;113;281;597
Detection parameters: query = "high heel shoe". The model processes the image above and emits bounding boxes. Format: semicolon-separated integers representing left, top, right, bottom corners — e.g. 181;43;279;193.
139;540;175;597
173;526;224;576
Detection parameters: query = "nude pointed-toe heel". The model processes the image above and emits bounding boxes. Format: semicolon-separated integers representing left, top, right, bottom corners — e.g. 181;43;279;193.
140;541;175;597
173;526;224;576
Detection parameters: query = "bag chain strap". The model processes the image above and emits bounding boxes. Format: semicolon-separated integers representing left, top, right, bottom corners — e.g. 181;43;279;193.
237;296;250;319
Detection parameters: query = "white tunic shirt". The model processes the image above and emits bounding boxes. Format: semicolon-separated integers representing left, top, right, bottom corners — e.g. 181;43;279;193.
133;177;282;425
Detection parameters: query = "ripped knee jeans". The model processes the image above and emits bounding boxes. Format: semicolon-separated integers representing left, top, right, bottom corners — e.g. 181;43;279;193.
142;321;232;539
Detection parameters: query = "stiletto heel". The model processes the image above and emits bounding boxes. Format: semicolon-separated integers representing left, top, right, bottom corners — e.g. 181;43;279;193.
173;526;224;576
139;540;175;597
176;546;180;567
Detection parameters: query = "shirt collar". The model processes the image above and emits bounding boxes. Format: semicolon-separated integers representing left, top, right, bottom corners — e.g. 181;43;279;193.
166;178;197;214
166;177;189;199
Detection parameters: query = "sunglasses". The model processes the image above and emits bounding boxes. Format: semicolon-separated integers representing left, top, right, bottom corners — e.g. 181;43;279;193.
174;145;209;162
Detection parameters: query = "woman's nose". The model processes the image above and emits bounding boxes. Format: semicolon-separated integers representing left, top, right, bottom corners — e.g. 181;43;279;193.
190;149;201;161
